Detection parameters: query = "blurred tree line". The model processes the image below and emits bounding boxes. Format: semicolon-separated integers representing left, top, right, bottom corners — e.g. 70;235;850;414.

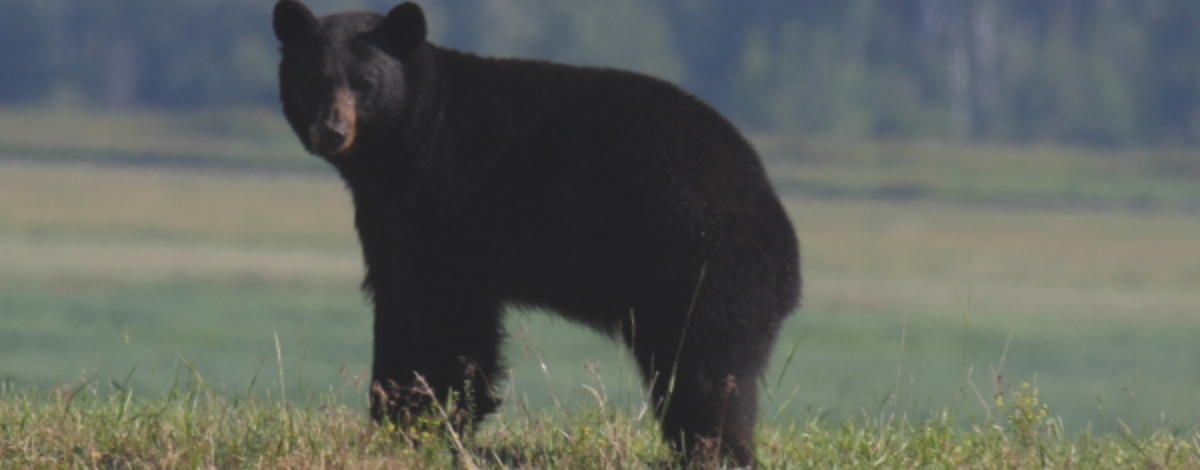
2;0;1198;146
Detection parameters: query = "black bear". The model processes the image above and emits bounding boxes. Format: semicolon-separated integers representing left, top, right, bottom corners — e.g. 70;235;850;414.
273;1;800;466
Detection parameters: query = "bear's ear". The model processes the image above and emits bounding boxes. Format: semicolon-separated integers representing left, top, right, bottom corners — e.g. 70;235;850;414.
380;2;427;57
273;0;317;44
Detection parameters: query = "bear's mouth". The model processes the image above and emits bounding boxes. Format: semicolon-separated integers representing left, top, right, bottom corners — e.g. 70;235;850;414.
311;131;356;158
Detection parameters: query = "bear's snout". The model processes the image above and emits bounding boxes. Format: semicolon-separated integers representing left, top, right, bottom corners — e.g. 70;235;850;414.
310;88;358;157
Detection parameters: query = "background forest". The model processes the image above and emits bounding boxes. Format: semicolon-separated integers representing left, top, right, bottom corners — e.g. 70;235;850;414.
3;0;1199;146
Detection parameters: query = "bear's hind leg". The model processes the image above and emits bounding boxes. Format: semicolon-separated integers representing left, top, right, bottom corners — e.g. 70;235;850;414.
625;316;771;468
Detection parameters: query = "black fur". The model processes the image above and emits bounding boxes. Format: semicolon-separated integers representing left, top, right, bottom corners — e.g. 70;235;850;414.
273;1;800;465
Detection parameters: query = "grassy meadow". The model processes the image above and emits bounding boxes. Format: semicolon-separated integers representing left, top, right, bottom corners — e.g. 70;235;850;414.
1;108;1199;467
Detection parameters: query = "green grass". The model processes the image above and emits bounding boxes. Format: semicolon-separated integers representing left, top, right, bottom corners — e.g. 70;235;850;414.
2;107;1200;466
3;380;1197;468
2;275;1197;433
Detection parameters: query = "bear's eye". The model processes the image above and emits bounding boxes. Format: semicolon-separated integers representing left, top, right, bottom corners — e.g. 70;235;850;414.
350;77;373;92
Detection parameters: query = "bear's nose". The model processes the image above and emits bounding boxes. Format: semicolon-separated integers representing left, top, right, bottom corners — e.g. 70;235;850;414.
320;121;349;143
310;88;359;156
311;120;354;155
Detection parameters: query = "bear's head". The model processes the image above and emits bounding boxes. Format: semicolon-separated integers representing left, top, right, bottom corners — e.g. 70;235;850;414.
273;0;427;159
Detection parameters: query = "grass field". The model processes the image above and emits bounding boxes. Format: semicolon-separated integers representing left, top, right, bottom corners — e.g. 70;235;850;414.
1;108;1198;467
4;382;1197;469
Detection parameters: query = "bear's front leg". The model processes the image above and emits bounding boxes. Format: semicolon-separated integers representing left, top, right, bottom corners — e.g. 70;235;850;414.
368;293;505;431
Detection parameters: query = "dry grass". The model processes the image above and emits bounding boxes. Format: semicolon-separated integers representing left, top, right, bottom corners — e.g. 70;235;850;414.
3;160;1196;314
0;161;352;246
788;197;1200;292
